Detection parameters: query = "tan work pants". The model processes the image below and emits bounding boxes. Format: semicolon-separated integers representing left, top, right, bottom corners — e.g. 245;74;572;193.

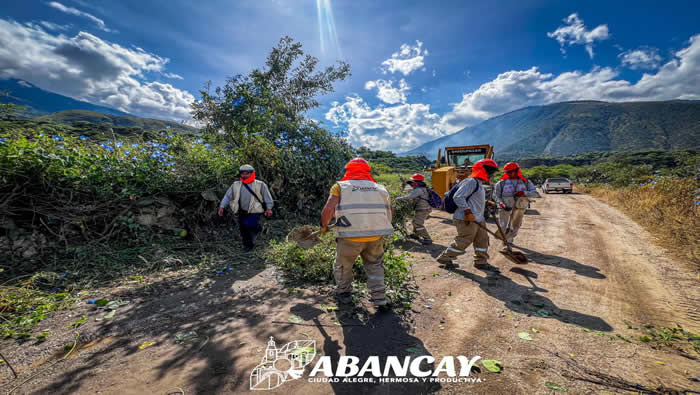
334;238;386;304
498;208;525;243
412;209;432;241
437;220;489;265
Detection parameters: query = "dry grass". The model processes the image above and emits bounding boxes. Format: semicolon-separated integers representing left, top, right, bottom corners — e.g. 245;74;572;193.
585;178;700;265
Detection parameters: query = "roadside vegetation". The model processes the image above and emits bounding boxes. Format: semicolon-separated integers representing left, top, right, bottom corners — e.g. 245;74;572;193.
356;146;431;173
516;151;700;265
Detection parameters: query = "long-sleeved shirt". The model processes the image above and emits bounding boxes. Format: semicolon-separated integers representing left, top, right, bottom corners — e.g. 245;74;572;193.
453;177;485;222
220;181;274;210
493;178;537;206
395;187;431;210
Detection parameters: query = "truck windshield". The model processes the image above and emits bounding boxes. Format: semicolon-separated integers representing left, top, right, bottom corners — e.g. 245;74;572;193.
447;149;488;167
548;178;569;183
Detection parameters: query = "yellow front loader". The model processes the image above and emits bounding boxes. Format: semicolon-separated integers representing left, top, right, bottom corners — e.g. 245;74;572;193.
428;144;495;198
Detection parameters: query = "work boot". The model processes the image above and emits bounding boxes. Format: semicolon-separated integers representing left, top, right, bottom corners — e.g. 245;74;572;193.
474;262;489;269
437;257;459;269
335;292;353;305
408;234;421;240
421;239;433;245
436;256;452;265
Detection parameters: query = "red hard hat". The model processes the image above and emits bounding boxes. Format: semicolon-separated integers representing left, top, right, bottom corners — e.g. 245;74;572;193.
474;159;498;169
410;173;425;182
504;162;520;172
345;157;369;167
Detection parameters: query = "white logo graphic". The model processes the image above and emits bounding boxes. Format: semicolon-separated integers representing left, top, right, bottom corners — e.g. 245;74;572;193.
250;337;316;390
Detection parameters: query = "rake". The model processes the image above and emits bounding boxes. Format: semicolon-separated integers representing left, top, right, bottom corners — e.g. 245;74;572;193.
286;216;352;249
474;213;528;265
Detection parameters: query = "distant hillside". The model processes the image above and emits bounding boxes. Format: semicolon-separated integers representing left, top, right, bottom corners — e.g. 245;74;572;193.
38;110;198;134
0;78;129;118
403;101;700;160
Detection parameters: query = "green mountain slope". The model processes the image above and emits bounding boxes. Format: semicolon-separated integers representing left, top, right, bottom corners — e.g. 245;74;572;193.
37;110;198;134
403;100;700;160
0;78;130;118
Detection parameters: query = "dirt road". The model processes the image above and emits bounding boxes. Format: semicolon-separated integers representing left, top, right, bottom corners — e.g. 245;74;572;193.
1;192;698;394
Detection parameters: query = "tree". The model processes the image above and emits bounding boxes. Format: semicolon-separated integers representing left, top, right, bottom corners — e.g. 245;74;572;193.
191;36;350;146
190;36;354;213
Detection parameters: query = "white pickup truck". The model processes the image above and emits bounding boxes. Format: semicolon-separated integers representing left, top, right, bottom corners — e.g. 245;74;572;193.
543;178;573;194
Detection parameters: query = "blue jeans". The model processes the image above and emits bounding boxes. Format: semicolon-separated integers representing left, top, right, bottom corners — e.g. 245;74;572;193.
238;211;262;248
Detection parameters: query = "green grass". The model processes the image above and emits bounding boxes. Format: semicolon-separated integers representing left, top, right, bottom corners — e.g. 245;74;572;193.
0;281;75;339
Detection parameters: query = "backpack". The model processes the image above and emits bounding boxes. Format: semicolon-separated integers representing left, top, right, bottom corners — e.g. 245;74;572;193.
443;179;480;214
420;188;443;209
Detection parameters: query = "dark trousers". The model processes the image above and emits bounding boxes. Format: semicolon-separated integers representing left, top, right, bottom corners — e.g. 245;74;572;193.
238;211;262;248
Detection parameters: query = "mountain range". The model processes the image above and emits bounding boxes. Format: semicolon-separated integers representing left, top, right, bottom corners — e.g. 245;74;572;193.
0;78;130;118
1;78;197;133
36;110;198;134
403;100;700;160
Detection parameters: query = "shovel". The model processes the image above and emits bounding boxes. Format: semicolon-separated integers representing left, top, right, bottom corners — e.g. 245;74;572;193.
286;216;352;249
474;215;528;265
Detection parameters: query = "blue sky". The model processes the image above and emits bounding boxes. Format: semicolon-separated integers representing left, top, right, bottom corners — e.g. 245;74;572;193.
1;0;699;152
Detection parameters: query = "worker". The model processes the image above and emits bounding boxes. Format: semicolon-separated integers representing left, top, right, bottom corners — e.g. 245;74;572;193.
320;158;394;310
218;164;274;252
396;173;433;245
436;159;499;269
493;162;538;247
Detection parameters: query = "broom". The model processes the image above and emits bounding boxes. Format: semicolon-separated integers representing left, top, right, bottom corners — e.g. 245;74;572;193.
474;213;528;265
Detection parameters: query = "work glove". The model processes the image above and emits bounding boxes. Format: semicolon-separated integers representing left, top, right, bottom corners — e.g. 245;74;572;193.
464;208;477;222
264;209;273;217
217;207;224;216
499;203;512;212
514;191;526;197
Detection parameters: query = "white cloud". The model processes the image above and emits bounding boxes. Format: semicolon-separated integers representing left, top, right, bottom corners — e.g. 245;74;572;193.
329;34;700;152
547;13;610;58
381;40;428;76
163;72;184;80
0;19;194;121
364;78;409;104
326;96;442;152
618;47;663;70
441;34;700;133
47;2;114;33
38;21;71;31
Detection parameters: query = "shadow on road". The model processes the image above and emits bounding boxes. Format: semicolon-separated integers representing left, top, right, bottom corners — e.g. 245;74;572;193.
448;266;613;331
291;303;441;395
394;239;448;258
509;267;548;293
31;252;305;394
514;246;606;279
